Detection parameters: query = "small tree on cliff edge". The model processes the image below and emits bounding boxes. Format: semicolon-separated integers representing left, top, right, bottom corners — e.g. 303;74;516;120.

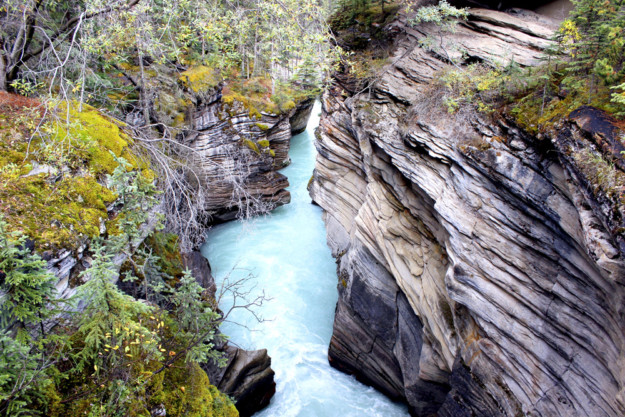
557;0;625;101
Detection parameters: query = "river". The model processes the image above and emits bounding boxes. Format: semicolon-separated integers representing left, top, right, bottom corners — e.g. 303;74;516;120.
201;102;409;417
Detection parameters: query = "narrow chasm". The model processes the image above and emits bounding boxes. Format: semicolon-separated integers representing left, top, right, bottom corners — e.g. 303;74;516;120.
202;102;410;416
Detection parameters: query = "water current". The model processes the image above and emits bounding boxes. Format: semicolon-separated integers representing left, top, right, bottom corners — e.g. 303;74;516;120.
201;102;409;417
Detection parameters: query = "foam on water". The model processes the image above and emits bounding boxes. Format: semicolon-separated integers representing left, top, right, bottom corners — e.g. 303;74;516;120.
202;102;409;417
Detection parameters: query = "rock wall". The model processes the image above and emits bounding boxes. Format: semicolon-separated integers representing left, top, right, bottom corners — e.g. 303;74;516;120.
183;92;313;223
310;7;625;417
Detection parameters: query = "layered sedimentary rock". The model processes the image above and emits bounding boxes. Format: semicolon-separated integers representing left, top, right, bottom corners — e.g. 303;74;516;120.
311;7;625;417
182;91;313;223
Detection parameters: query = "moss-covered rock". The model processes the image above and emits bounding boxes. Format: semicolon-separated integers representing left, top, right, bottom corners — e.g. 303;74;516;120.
221;77;314;117
179;66;221;94
144;232;185;281
0;93;148;250
146;362;238;417
51;101;140;175
243;139;260;154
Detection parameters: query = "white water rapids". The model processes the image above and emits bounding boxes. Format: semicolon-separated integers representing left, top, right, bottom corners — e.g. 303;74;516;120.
201;102;409;417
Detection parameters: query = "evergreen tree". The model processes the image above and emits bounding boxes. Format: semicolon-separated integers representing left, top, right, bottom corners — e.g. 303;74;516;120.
558;0;625;88
0;216;58;341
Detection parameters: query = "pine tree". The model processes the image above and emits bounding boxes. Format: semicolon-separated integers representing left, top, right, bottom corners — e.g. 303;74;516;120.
74;243;162;375
0;216;58;341
559;0;625;87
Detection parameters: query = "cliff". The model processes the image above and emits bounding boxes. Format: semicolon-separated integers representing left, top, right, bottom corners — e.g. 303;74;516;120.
137;66;314;224
184;94;313;223
310;5;625;417
0;86;283;415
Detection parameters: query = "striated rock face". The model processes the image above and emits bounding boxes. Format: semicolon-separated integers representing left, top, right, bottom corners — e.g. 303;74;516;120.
311;7;625;417
290;98;316;135
182;91;313;223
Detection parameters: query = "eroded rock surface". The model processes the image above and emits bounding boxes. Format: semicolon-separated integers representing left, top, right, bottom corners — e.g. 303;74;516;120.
181;91;313;223
311;7;625;417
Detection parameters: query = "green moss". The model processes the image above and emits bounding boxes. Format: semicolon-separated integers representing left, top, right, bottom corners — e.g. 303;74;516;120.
0;99;148;250
51;101;140;175
146;362;237;417
509;88;599;134
243;139;260;154
255;123;270;131
221;77;314;117
0;173;115;250
173;112;186;127
281;100;296;111
179;65;221;93
269;149;276;158
144;232;185;281
257;139;270;148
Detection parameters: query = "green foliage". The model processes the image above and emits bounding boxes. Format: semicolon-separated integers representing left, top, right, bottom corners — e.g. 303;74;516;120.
74;244;161;374
222;77;312;117
142;233;185;282
573;149;625;198
0;151;234;416
106;154;161;250
9;80;42;97
610;82;625;115
0;218;69;417
0;331;53;417
430;62;519;115
552;0;625;114
330;0;401;32
170;271;225;365
0;216;57;340
2;0;336;108
411;0;468;29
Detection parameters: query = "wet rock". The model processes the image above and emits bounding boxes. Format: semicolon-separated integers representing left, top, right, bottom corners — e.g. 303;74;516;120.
181;250;216;294
209;346;276;417
290;98;315;135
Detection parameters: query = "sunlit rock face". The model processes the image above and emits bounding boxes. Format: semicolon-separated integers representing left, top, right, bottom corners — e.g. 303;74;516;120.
310;6;625;417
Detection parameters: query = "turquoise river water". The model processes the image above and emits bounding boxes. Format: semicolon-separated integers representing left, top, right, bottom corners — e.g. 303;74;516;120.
201;102;409;417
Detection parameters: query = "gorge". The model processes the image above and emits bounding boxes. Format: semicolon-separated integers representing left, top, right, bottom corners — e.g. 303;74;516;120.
1;0;624;416
203;102;409;417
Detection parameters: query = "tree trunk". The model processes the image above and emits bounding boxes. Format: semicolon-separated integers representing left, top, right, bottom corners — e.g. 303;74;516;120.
0;58;7;92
